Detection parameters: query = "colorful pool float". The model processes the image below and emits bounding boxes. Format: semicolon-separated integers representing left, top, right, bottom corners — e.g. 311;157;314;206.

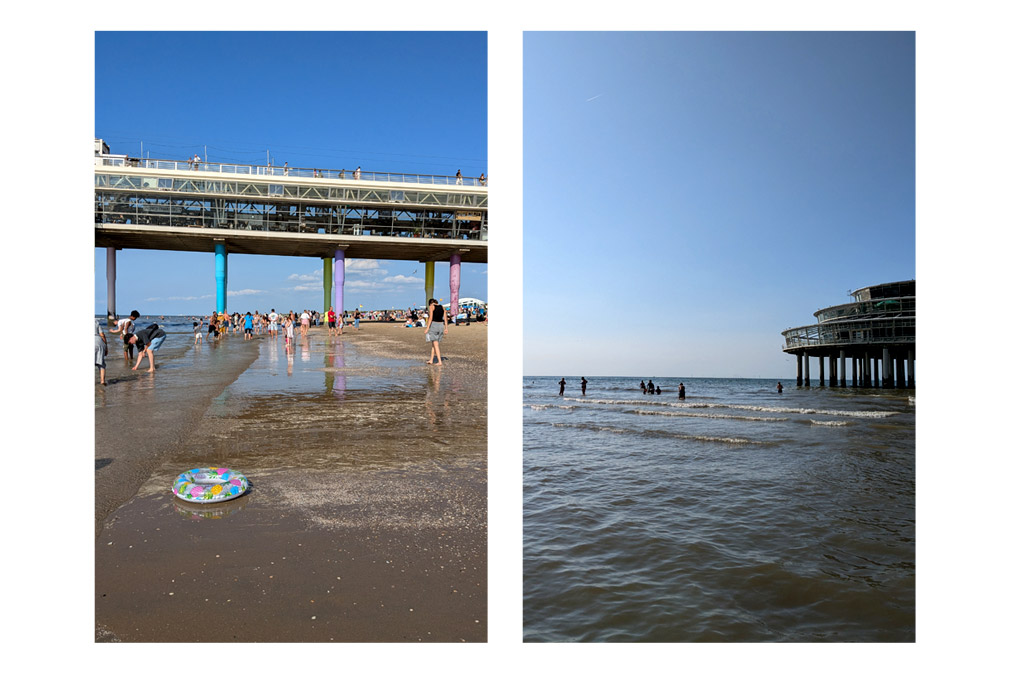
172;467;248;504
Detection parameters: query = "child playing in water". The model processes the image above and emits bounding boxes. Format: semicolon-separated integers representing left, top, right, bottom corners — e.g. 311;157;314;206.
193;320;203;343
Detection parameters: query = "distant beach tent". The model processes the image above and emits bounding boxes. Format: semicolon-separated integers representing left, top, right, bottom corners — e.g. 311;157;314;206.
458;298;486;308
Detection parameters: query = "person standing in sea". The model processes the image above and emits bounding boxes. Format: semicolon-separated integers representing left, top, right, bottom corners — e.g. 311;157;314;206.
678;382;686;399
647;380;655;395
581;377;588;395
776;382;783;394
559;378;566;396
424;297;447;365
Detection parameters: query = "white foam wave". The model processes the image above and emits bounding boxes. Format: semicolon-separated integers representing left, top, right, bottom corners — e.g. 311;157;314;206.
810;420;848;426
627;408;789;422
567;397;897;418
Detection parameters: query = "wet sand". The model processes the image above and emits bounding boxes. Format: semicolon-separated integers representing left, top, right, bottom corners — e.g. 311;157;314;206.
95;321;487;642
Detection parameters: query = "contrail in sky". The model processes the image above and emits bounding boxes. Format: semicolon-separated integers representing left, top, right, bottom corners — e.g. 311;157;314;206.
585;94;603;102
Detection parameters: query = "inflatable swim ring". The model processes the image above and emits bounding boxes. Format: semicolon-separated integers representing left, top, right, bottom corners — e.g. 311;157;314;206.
172;467;248;504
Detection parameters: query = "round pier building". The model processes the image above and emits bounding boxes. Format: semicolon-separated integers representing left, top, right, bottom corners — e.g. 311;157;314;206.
782;280;915;388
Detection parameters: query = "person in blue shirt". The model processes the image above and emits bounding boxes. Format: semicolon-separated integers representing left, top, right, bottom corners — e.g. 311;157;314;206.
244;312;254;340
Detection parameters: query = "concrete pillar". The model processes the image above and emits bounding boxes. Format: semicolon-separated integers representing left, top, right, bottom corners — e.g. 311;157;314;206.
334;250;345;316
106;247;117;324
863;353;871;387
215;241;227;314
839;349;847;387
449;254;461;318
912;350;917;387
795;353;803;386
882;347;893;388
803;352;810;386
424;260;435;305
829;354;837;387
895;352;906;389
322;257;333;314
873;356;879;387
818;356;825;386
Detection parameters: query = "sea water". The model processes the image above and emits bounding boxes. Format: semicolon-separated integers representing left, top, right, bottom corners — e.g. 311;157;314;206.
523;376;914;642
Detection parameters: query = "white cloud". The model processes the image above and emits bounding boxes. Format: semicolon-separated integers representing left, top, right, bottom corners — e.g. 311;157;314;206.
228;288;266;296
287;270;321;282
145;294;212;302
382;274;423;286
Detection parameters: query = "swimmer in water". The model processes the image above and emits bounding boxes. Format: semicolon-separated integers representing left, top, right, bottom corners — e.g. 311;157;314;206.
559;377;566;396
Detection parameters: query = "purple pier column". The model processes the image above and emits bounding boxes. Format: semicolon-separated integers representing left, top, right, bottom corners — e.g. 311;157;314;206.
449;254;461;317
334;250;345;317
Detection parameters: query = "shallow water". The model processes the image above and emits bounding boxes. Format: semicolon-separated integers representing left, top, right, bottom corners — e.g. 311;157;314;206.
523;376;914;642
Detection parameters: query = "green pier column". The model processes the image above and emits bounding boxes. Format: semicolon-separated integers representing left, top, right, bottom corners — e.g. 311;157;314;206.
323;257;333;314
424;260;435;305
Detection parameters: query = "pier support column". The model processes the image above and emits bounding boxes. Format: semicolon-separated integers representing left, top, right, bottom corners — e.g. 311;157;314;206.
795;353;803;386
882;347;893;388
818;356;825;386
449;254;461;318
839;349;847;387
322;257;333;314
106;247;117;325
863;353;871;387
907;348;915;388
334;250;345;317
829;354;837;387
873;357;879;387
895;352;906;389
424;261;435;305
214;241;227;315
803;353;810;386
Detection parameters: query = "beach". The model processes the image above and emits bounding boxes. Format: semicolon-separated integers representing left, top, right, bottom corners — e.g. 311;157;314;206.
95;320;487;642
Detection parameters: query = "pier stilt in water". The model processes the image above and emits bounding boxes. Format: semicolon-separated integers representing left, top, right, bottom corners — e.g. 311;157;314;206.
882;347;893;388
907;349;915;388
839;349;847;387
803;353;810;386
322;256;333;314
819;356;825;386
796;353;802;387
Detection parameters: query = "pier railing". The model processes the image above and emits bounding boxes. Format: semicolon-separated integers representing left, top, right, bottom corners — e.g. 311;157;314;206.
95;156;488;187
783;317;916;351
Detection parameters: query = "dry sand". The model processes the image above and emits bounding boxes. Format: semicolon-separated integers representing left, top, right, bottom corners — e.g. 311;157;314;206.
95;321;487;642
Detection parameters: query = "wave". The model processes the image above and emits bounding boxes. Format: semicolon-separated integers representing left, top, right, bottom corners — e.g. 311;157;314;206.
549;422;765;446
810;420;849;426
625;408;790;423
526;403;578;411
564;397;898;419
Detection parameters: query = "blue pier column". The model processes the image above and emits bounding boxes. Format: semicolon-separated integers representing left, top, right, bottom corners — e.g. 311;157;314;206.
106;247;117;324
215;241;227;314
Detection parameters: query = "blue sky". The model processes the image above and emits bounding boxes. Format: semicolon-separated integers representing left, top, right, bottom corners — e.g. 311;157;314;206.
94;31;487;316
523;32;915;377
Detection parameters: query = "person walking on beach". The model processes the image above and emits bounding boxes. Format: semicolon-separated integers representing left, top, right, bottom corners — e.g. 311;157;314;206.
300;310;311;337
678;383;686;400
95;319;107;386
354;309;361;330
558;378;566;396
327;306;337;335
581;377;588;395
424;297;447;365
129;323;167;372
109;310;140;364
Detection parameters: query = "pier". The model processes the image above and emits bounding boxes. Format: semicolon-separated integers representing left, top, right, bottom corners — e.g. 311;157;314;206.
94;139;488;320
782;280;915;389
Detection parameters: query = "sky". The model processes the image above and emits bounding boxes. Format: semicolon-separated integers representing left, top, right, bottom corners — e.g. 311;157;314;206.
523;32;915;378
94;31;487;316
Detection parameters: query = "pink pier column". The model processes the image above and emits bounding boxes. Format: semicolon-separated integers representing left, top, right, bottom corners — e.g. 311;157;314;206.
449;254;461;317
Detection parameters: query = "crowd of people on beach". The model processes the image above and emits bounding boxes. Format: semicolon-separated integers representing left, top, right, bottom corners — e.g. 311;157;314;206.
97;301;487;383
